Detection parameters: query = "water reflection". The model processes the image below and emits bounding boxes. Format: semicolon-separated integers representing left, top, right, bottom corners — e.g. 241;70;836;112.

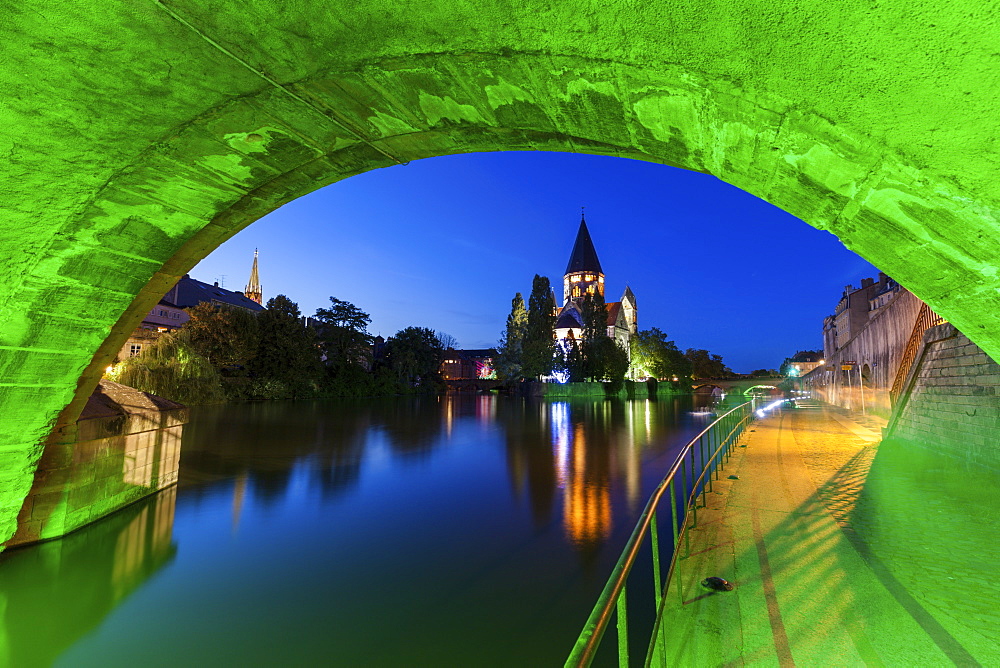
0;487;176;667
6;394;707;667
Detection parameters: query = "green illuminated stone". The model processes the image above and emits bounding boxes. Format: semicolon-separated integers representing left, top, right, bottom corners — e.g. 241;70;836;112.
2;1;999;546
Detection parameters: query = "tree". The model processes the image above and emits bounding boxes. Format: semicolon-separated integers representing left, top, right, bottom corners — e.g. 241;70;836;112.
495;293;528;382
435;331;459;351
382;326;445;387
684;348;733;379
109;330;224;405
563;335;585;382
632;328;692;381
251;295;321;396
522;275;556;379
578;291;612;381
184;302;260;370
314;297;372;369
591;336;630;390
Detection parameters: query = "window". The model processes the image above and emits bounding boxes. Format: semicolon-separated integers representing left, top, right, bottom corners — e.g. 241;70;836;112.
129;344;142;357
159;310;167;316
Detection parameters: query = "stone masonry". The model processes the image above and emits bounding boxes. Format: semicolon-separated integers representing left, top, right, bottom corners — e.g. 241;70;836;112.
888;323;1000;469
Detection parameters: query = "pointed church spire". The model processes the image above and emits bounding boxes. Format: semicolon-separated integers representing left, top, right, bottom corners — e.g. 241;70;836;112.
565;212;603;275
245;248;262;305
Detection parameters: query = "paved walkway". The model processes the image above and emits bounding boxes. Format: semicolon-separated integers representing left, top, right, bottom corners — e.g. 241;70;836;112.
656;400;997;667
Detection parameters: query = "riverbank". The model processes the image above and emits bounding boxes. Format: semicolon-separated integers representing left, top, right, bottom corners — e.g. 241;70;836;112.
655;399;997;665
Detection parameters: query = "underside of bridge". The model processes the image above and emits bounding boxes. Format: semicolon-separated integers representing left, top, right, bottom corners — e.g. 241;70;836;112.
2;1;999;546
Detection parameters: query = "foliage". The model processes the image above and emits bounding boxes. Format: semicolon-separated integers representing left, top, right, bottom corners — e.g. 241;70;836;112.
109;330;224;405
185;302;260;369
522;275;556;379
577;291;610;381
495;292;528;382
684;348;733;379
382;326;445;389
750;368;778;378
251;295;322;397
313;296;373;371
562;336;585;382
631;328;692;382
590;335;630;390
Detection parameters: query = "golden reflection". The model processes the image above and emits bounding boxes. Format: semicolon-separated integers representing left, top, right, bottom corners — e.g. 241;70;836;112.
563;423;612;546
231;472;247;536
444;396;454;437
112;485;176;600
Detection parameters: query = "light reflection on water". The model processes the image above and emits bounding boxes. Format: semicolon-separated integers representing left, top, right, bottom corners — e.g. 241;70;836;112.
2;394;714;667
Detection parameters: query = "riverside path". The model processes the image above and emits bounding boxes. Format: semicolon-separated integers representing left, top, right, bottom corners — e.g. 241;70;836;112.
655;399;996;666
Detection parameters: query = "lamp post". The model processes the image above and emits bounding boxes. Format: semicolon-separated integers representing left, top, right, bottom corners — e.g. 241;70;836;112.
857;364;866;415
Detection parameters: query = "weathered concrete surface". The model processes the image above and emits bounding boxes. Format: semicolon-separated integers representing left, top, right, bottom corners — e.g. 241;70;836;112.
658;402;997;666
3;2;1000;545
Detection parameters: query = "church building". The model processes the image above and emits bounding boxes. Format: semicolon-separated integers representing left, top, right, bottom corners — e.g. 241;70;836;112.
554;215;637;353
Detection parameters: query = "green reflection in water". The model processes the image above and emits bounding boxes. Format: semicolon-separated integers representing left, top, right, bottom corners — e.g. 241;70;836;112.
0;487;176;667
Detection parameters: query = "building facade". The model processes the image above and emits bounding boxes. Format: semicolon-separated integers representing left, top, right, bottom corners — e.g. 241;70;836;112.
805;272;924;418
553;216;638;353
116;253;265;362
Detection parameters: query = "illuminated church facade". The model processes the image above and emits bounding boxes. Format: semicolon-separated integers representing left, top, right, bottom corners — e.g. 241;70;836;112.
554;216;637;353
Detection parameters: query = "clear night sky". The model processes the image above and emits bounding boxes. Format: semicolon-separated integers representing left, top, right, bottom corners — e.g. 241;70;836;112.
192;151;878;373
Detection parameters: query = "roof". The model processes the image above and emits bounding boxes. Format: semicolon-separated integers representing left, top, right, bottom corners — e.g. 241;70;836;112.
555;307;584;330
80;380;185;420
606;301;622;326
565;217;603;275
167;275;265;311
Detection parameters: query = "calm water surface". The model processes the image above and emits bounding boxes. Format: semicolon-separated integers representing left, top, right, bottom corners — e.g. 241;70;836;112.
2;394;716;667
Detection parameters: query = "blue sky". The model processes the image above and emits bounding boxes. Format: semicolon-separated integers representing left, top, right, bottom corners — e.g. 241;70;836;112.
193;151;878;372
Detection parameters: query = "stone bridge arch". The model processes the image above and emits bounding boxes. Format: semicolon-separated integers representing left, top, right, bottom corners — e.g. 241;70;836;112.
3;1;1000;544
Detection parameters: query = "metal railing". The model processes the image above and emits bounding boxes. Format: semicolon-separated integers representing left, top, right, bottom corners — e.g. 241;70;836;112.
565;399;758;667
890;303;946;405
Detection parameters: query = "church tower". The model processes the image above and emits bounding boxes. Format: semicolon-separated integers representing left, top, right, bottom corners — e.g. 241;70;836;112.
563;214;605;305
244;248;262;305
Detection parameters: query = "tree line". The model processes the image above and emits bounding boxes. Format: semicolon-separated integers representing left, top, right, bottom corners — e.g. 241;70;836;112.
110;295;452;404
494;274;736;390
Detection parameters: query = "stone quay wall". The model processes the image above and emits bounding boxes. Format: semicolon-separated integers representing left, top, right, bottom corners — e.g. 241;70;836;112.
806;289;923;419
4;381;185;549
887;323;1000;469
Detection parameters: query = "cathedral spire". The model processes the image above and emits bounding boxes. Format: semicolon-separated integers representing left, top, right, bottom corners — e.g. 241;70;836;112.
245;248;262;305
565;214;603;275
563;213;605;304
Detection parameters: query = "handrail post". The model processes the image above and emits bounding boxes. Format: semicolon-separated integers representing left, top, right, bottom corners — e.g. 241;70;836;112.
564;401;757;668
617;582;629;666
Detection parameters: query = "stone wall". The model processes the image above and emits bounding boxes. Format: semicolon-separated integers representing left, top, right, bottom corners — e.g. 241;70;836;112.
806;289;923;419
887;324;1000;469
4;381;185;549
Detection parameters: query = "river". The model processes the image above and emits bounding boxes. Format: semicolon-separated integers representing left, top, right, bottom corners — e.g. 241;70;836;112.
1;393;717;667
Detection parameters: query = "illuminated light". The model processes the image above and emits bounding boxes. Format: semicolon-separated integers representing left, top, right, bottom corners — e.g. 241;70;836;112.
105;365;114;375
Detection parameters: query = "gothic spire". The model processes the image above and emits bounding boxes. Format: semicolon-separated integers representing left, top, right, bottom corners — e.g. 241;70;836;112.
565;213;603;275
245;248;262;305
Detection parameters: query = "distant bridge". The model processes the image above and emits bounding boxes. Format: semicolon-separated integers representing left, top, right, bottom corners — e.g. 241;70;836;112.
691;378;785;395
444;378;503;393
